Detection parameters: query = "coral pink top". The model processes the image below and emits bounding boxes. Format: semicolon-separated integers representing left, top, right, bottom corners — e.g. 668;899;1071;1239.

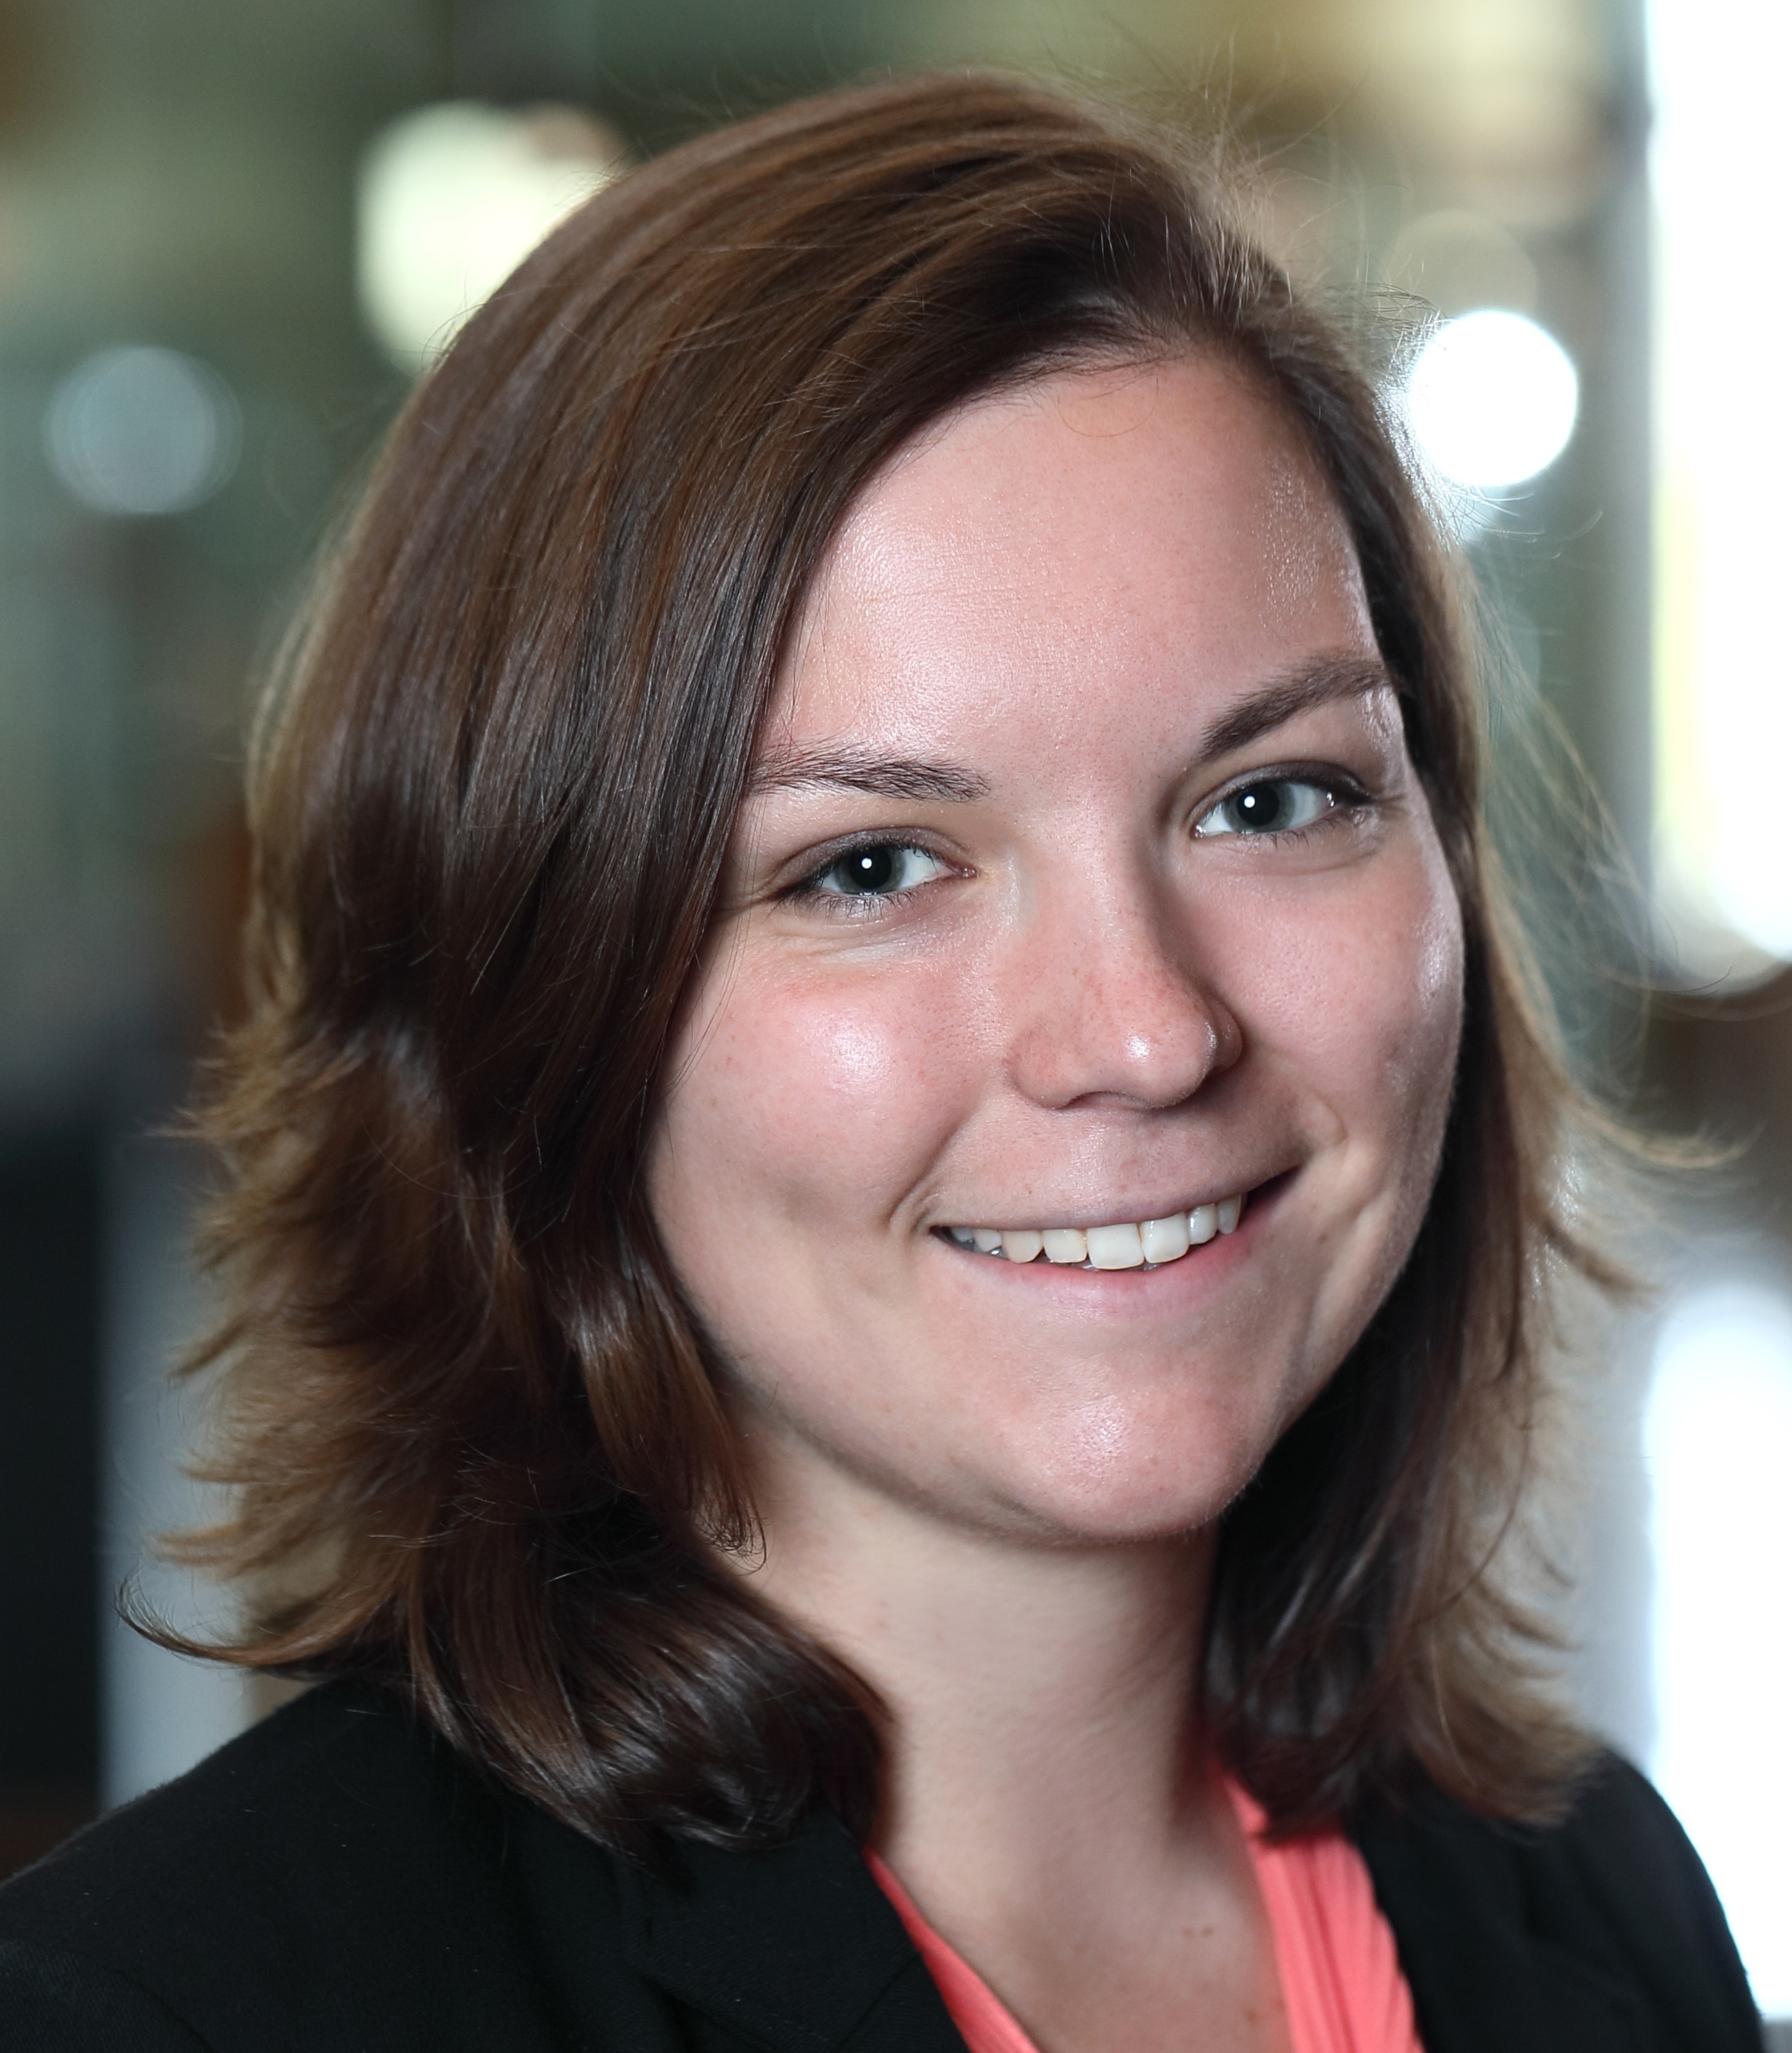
867;1783;1423;2053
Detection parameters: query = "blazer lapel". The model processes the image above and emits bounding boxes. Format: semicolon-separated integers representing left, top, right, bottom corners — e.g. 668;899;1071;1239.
505;1796;967;2053
620;1810;968;2052
1351;1801;1668;2053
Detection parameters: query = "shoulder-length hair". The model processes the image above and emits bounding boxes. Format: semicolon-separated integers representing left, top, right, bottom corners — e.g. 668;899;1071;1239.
169;70;1604;1856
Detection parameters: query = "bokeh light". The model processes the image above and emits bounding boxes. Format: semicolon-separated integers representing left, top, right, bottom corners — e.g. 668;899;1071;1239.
44;346;241;517
1401;308;1579;490
357;101;626;372
1646;1281;1792;2016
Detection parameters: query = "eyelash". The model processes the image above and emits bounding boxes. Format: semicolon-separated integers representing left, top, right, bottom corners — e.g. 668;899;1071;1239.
784;836;958;916
1191;769;1375;842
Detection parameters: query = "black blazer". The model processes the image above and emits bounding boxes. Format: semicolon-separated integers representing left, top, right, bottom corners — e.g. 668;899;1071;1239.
0;1682;1763;2052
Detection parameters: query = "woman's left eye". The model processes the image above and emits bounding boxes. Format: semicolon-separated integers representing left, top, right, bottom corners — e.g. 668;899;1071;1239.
807;843;950;898
1194;777;1343;839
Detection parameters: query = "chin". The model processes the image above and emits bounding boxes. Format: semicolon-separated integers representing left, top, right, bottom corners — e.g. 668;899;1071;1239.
971;1385;1301;1545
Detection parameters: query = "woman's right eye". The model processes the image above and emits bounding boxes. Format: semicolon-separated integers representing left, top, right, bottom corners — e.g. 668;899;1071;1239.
806;843;949;899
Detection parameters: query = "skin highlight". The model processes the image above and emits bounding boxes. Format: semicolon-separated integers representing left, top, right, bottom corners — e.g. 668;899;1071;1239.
646;357;1465;2053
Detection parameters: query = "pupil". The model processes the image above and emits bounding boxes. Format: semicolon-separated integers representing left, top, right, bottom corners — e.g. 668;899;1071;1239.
1233;785;1285;831
842;846;898;892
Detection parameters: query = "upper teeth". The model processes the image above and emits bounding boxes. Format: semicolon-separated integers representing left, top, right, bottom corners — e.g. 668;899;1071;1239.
946;1195;1245;1269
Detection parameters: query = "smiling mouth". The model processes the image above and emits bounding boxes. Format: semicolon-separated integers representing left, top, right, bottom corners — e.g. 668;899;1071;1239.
941;1190;1249;1271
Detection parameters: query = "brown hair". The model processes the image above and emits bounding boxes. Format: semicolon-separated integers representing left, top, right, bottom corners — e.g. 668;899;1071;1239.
168;71;1605;1856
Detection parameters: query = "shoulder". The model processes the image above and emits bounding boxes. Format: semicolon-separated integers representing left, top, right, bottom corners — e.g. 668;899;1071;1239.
1350;1753;1764;2053
0;1939;211;2051
0;1683;950;2053
0;1680;499;1952
0;1681;606;2051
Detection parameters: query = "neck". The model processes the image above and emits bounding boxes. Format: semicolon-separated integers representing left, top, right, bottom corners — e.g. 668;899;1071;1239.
740;1449;1219;1915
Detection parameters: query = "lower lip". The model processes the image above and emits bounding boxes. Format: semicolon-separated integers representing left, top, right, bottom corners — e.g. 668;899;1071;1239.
933;1174;1293;1315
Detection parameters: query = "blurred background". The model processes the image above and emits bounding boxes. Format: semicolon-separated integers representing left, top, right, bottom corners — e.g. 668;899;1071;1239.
0;0;1788;2027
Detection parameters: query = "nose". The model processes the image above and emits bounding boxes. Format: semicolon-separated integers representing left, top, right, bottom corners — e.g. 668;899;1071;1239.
1000;866;1242;1111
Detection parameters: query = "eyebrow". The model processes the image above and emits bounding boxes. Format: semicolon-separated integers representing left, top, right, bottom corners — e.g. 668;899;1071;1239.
747;745;993;804
1196;653;1396;761
747;652;1395;804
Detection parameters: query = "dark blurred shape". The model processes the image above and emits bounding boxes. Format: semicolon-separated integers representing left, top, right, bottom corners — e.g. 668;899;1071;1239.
1646;974;1792;1190
449;0;601;104
0;1120;101;1878
0;0;60;140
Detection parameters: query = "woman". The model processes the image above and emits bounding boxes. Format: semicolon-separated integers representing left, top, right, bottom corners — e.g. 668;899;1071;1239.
0;72;1761;2053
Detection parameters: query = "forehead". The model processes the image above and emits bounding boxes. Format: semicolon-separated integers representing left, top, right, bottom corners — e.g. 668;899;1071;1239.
768;356;1373;768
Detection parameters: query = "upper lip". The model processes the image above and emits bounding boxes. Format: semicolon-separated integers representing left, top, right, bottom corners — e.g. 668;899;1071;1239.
937;1171;1282;1232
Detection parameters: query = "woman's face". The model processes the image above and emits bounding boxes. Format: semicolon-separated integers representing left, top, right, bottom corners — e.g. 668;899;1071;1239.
647;358;1463;1545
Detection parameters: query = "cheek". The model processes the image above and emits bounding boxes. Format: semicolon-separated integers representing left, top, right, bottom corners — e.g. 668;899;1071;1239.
1228;851;1465;1177
652;958;974;1241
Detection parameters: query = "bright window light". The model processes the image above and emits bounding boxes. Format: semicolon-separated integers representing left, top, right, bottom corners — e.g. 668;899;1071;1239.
1400;309;1578;492
1651;0;1792;972
357;101;627;372
1646;1281;1792;2018
44;346;239;517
